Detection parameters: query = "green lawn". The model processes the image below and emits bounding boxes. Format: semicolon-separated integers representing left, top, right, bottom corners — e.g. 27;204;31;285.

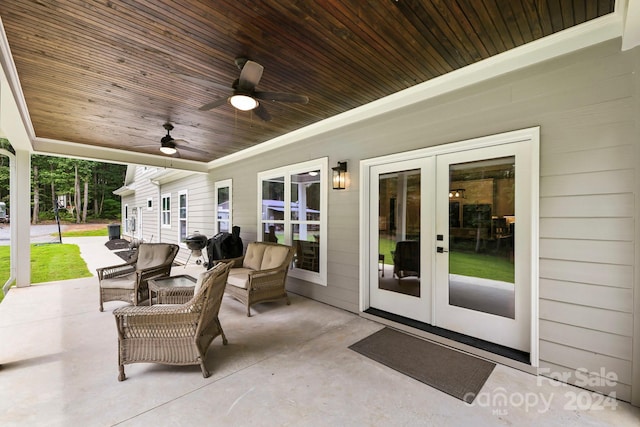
379;237;514;283
449;251;514;283
59;228;108;237
0;243;92;303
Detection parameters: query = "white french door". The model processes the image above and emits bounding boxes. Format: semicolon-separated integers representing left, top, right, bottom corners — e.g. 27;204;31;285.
368;158;434;323
364;128;538;356
434;141;533;352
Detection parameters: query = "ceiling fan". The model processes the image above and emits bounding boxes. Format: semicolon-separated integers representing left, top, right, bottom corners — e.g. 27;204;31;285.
195;58;309;122
157;123;208;157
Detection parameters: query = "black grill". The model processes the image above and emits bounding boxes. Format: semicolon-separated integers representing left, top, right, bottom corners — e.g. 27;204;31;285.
185;233;207;251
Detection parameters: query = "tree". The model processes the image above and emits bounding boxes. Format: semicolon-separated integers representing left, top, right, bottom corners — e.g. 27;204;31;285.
0;150;126;224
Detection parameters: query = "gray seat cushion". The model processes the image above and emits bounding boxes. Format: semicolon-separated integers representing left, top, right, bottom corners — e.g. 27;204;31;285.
226;268;253;289
100;273;136;289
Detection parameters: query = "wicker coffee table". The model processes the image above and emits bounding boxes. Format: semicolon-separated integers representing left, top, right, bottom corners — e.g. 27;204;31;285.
148;274;197;305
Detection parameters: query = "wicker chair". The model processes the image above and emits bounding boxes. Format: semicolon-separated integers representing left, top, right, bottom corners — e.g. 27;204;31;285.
221;242;295;317
97;243;179;311
112;262;232;381
392;240;420;282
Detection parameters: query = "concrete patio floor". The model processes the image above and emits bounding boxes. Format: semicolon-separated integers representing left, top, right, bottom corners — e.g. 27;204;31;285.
1;237;639;426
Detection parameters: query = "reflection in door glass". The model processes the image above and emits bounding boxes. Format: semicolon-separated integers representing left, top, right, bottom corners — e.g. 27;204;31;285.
378;169;420;297
448;157;515;318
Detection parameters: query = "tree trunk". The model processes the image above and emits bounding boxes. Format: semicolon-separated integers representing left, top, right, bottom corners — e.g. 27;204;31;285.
32;165;39;224
82;180;88;222
93;172;99;216
74;164;81;223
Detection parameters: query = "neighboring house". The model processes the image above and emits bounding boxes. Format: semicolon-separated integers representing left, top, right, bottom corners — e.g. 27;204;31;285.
117;39;636;402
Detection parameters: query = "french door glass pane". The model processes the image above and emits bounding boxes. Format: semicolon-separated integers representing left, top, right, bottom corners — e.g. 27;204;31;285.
448;156;515;318
378;169;421;297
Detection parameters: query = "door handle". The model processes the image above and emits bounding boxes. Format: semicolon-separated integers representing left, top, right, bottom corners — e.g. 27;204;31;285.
436;247;448;253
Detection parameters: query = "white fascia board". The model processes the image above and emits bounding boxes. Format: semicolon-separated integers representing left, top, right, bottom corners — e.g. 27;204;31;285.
147;168;200;185
113;185;135;196
123;165;137;186
33;137;209;173
207;11;623;170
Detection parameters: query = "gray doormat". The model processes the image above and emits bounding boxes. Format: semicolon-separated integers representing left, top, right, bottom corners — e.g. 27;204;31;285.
105;238;130;250
349;328;495;403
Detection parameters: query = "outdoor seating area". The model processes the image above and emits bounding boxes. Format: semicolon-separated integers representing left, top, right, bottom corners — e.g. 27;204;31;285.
221;241;296;317
97;242;179;311
1;236;639;425
113;262;232;381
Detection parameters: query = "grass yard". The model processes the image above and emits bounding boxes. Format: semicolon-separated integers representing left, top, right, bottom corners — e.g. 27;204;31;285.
379;236;514;283
0;243;92;303
59;228;108;237
449;251;514;283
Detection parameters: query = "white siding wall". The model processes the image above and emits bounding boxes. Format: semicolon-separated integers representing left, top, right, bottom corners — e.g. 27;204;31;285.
127;40;639;401
158;173;215;264
120;166;159;242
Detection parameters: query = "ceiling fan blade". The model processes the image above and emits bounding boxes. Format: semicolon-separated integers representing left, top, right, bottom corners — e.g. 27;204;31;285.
171;72;230;92
238;60;263;90
254;104;272;122
174;141;210;156
254;91;309;104
199;97;229;111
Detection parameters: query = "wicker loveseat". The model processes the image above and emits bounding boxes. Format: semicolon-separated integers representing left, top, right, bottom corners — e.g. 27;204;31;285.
97;243;179;311
112;261;232;381
221;242;295;317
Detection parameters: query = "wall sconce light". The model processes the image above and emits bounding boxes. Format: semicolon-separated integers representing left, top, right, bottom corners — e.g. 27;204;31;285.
448;188;465;199
332;161;347;190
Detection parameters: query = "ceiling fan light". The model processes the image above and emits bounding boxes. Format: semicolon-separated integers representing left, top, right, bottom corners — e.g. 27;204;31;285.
230;94;258;111
160;145;177;155
160;137;177;155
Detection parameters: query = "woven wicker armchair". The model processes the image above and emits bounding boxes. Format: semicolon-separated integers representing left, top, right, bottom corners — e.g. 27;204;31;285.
221;242;295;317
97;243;179;311
112;262;232;381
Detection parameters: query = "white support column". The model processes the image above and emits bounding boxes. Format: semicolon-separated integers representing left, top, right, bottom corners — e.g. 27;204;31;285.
1;45;34;289
13;149;30;287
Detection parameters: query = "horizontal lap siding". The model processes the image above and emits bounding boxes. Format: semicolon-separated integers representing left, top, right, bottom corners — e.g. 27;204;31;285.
124;167;159;241
160;174;214;263
534;46;635;398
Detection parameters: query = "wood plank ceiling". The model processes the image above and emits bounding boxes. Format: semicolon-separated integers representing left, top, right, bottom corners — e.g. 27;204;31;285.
0;1;615;163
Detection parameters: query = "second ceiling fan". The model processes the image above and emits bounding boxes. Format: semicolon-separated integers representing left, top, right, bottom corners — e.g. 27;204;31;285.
198;58;309;122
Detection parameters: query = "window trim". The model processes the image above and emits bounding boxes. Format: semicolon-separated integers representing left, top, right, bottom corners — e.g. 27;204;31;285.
214;179;233;234
161;193;171;228
178;190;188;244
257;157;328;286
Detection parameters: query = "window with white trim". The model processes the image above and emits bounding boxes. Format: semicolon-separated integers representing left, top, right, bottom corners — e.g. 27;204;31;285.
178;190;188;242
258;158;328;286
161;193;171;227
214;179;232;233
